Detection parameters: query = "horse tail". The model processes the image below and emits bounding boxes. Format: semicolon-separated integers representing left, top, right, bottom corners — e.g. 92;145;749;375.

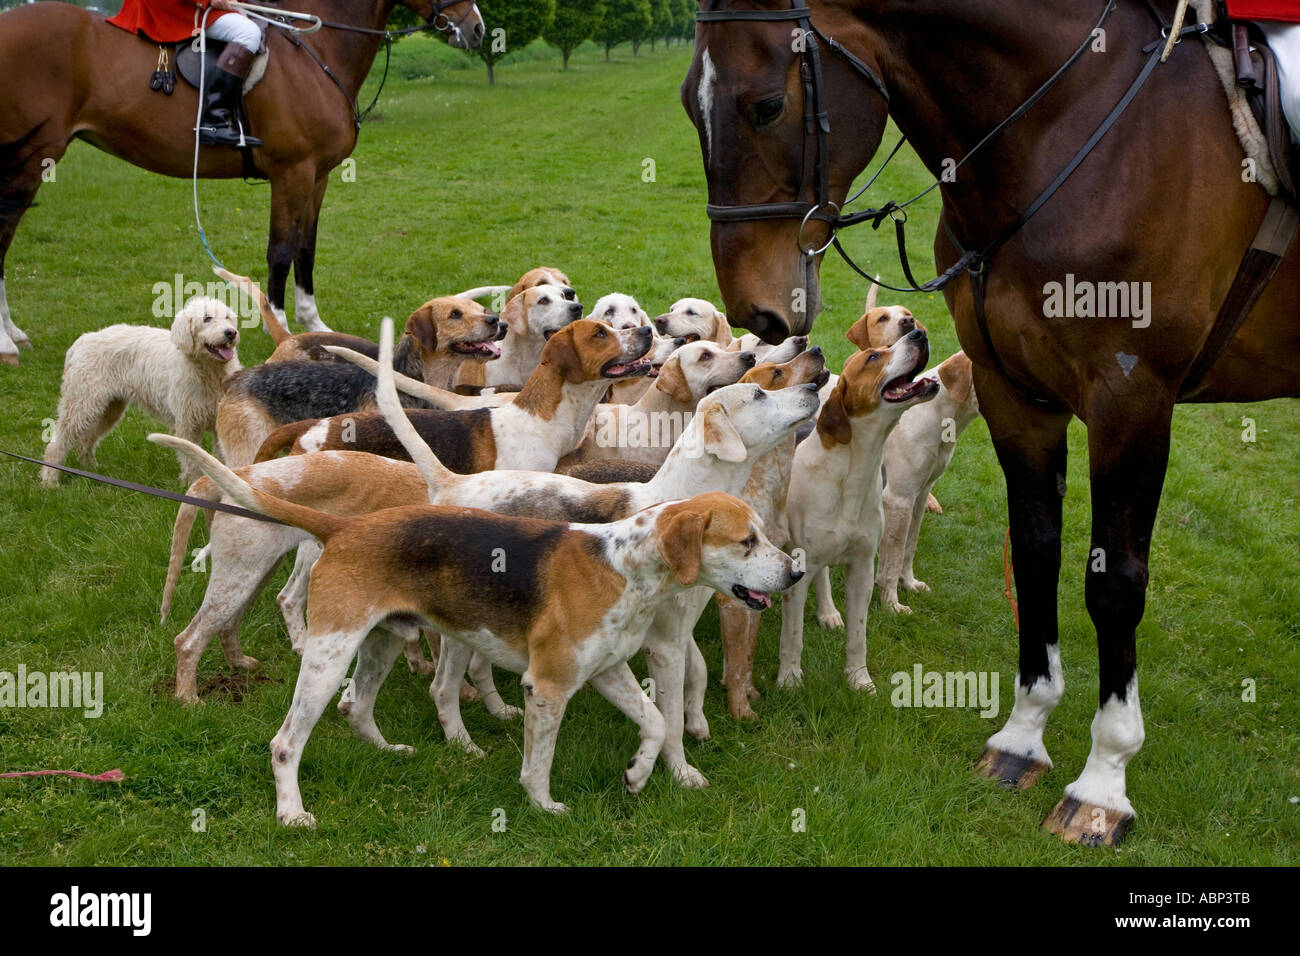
213;267;291;346
254;420;316;462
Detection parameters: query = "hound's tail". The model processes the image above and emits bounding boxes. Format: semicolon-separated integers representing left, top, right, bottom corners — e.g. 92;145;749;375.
371;317;456;499
161;476;217;621
148;435;347;542
454;284;510;301
254;419;317;462
214;266;290;346
325;344;476;410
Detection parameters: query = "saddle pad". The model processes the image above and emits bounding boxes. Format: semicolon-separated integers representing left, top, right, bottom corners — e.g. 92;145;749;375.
1226;2;1300;22
174;39;268;95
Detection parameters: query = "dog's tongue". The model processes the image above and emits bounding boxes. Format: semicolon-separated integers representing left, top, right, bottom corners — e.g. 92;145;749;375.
214;346;234;362
481;340;502;358
742;588;772;609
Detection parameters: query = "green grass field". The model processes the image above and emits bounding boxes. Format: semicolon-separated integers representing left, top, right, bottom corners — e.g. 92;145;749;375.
1;36;1297;866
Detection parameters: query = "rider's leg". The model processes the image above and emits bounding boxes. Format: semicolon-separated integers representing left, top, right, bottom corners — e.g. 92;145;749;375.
199;14;265;149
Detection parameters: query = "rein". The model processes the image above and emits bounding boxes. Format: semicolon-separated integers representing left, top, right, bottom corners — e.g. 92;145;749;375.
696;0;1216;399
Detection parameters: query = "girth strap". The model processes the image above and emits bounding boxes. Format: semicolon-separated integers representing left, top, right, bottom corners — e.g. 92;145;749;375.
1179;195;1300;397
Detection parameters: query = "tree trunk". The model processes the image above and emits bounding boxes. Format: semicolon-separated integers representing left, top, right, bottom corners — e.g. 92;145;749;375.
633;39;641;55
605;42;611;61
563;48;570;70
486;59;495;85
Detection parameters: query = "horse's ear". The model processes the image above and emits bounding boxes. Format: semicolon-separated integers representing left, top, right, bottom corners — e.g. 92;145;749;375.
656;354;693;404
938;351;973;405
816;380;853;447
543;325;586;383
845;316;870;350
501;294;529;336
405;304;438;354
655;507;708;586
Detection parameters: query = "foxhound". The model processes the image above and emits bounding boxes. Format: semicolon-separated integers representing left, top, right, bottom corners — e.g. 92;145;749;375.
653;297;734;347
452;285;583;392
253;320;653;472
779;329;939;692
153;434;800;823
876;351;980;613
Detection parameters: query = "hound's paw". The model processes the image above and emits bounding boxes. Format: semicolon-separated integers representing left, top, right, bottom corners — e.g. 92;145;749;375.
383;743;416;755
176;692;204;708
672;763;711;790
280;810;317;828
684;712;711;741
728;697;758;721
407;657;436;676
776;668;804;690
883;600;912;615
450;733;486;759
845;669;877;694
903;579;930;593
488;701;524;721
38;467;60;487
459;680;480;702
232;655;260;672
817;609;845;629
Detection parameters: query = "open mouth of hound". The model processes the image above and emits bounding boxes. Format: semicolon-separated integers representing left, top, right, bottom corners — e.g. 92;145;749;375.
451;338;502;359
680;333;702;344
602;355;652;378
732;584;772;610
205;344;235;362
882;353;938;404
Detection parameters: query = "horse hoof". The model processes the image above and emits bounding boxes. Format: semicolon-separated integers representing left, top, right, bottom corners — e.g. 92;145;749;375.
1041;795;1133;847
975;747;1050;790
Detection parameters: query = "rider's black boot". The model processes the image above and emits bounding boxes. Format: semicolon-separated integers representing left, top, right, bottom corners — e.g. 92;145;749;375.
197;44;263;149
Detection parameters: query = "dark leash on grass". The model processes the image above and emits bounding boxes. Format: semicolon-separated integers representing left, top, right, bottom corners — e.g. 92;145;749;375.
2;450;284;525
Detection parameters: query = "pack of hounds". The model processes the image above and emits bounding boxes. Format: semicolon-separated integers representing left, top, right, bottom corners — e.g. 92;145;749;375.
39;266;980;825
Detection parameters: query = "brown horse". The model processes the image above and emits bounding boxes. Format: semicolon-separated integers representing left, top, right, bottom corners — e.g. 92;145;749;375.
686;0;1300;845
0;0;484;365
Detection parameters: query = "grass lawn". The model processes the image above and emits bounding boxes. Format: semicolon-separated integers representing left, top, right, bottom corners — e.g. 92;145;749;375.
0;35;1296;866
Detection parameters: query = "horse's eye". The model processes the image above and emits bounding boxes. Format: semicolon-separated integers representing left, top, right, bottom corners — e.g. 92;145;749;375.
749;96;785;128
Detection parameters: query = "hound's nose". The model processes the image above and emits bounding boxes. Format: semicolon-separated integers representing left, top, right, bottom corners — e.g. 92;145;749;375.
637;326;653;341
568;302;582;316
561;286;577;301
907;328;927;343
224;327;237;342
789;566;805;583
654;316;670;335
808;346;823;360
900;315;916;333
790;335;808;353
740;350;757;367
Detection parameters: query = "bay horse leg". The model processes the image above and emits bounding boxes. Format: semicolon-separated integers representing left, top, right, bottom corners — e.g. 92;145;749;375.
1042;391;1172;847
974;368;1072;791
0;153;48;363
264;165;316;335
291;174;332;333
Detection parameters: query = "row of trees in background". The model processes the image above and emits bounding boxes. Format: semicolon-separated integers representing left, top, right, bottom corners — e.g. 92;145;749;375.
473;0;697;81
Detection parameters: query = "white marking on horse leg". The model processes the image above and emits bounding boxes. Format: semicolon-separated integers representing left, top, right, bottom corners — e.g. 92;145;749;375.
0;277;23;359
1063;676;1144;818
271;304;290;338
984;643;1064;766
697;49;717;166
295;285;332;333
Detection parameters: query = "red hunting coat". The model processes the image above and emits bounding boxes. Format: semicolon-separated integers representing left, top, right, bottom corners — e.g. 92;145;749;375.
107;1;230;44
1225;2;1300;22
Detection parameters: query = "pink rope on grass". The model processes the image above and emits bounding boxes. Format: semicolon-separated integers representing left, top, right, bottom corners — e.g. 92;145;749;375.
0;768;124;782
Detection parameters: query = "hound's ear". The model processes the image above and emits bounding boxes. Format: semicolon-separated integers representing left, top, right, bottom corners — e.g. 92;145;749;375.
865;278;879;313
938;351;973;405
845;316;871;350
655;507;708;586
655;355;694;404
816;381;853;447
171;310;196;355
501;294;529;336
542;325;586;383
712;311;733;347
405;304;438;354
701;403;748;462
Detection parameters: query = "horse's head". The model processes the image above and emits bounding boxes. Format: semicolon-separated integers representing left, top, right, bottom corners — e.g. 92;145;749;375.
403;0;485;49
684;0;889;342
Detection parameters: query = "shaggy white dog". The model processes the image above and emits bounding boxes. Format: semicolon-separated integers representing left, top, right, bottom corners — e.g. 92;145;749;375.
40;297;241;486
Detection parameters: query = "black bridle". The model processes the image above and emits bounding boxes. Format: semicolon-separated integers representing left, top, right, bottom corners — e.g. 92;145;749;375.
694;0;1210;391
694;0;1207;294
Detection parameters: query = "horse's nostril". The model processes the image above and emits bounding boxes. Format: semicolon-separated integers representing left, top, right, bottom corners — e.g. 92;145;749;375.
473;22;484;41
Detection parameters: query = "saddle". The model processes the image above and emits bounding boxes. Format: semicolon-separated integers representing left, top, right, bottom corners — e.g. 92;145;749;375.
1200;0;1298;198
149;39;269;97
